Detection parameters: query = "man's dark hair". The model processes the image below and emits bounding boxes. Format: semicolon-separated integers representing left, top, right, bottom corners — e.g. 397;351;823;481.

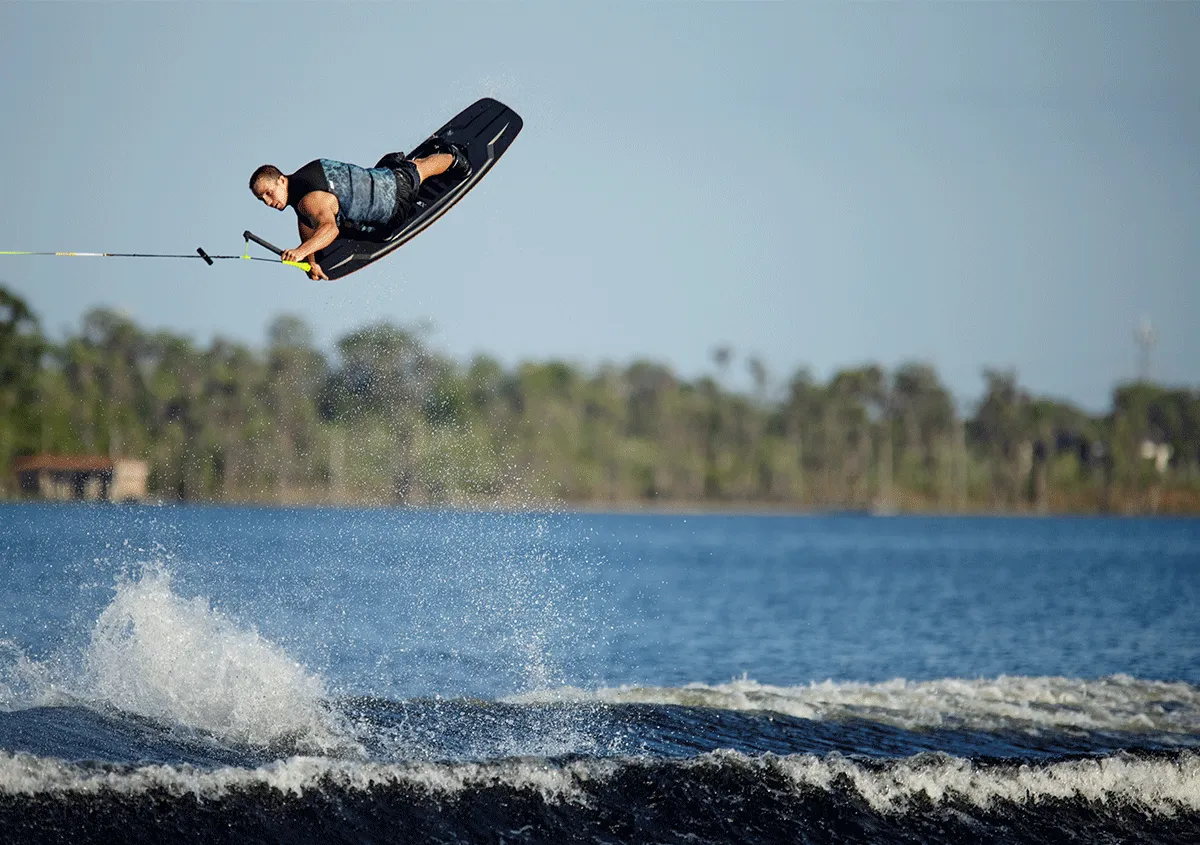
249;164;284;192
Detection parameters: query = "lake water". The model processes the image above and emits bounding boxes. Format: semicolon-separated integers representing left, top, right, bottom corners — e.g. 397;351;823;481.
1;504;1198;843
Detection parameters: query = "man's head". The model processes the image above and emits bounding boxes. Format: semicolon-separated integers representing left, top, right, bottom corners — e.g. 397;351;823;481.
250;165;288;210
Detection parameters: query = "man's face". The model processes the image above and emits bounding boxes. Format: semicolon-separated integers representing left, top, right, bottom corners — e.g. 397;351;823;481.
254;176;288;210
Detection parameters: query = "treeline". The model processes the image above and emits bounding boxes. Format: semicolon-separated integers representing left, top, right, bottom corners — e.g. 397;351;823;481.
1;285;1198;513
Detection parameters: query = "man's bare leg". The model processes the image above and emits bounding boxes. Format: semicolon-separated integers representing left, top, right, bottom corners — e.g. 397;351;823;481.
412;154;453;182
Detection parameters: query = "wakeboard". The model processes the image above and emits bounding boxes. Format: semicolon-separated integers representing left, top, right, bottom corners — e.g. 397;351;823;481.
281;98;522;281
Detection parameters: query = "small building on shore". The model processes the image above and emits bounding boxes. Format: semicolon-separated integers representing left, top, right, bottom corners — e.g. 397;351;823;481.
11;455;149;502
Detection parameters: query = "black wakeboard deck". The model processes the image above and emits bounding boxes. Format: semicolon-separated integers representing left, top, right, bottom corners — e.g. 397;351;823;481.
308;98;521;280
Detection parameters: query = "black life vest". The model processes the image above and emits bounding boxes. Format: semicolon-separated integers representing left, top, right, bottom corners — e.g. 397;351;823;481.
287;159;399;233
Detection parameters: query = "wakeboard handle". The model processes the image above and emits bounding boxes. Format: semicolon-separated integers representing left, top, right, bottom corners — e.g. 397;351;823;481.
242;230;311;272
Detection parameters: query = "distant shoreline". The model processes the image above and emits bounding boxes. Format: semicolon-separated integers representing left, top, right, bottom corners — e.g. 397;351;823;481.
4;287;1198;524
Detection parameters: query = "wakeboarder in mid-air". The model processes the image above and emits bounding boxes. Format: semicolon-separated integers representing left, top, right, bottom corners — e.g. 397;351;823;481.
2;100;519;281
249;146;468;280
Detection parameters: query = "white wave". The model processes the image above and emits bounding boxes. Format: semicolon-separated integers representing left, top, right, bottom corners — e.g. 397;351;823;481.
510;675;1200;736
82;570;351;753
2;749;1197;816
773;750;1200;814
0;750;610;803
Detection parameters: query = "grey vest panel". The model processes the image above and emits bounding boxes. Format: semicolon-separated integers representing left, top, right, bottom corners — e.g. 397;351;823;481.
319;159;399;232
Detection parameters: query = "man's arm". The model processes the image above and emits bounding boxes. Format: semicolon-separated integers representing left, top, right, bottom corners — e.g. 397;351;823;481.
297;217;316;246
291;218;329;281
282;192;340;264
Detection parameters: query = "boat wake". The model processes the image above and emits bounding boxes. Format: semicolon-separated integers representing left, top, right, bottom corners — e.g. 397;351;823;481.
513;674;1200;737
2;569;1199;844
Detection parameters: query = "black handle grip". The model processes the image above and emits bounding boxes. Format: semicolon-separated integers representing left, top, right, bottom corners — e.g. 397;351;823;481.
196;247;214;266
242;230;284;256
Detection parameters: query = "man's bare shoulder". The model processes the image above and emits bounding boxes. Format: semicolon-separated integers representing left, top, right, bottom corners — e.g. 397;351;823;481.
296;190;339;221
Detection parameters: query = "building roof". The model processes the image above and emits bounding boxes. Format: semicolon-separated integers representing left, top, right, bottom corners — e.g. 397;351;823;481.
12;455;114;473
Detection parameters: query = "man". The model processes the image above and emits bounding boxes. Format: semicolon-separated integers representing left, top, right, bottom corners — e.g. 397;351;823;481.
249;146;468;280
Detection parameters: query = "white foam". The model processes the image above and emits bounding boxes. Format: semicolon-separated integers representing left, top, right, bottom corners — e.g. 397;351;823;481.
2;748;1197;816
0;640;56;711
511;675;1200;736
0;750;610;803
773;750;1200;814
81;570;348;753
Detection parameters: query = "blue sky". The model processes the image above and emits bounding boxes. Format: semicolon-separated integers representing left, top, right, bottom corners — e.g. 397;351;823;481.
2;2;1196;411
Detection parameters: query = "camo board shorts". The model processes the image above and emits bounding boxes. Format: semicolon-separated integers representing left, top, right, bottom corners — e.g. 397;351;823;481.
373;152;421;224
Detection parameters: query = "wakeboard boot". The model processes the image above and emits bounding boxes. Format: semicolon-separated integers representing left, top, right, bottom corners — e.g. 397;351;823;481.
430;137;470;178
374;151;407;170
447;144;471;178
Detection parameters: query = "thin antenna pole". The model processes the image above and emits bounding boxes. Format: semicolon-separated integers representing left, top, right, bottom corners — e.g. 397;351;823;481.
1135;316;1158;383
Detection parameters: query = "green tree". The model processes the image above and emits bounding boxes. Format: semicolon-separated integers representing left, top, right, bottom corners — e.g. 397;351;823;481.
0;286;46;492
262;315;328;500
890;363;955;503
970;369;1030;508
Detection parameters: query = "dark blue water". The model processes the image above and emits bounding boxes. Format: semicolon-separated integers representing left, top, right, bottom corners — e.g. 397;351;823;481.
1;504;1199;844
